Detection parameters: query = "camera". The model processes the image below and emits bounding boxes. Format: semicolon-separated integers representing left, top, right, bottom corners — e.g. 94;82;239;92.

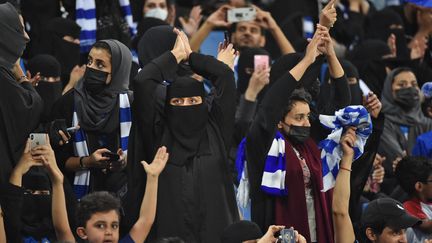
227;7;256;23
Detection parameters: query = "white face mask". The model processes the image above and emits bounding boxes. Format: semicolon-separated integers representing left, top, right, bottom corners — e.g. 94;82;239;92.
144;7;168;21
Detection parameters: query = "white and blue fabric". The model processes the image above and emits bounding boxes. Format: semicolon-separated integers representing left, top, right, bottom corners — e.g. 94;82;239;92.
76;0;137;53
318;105;372;192
235;131;287;207
72;93;131;199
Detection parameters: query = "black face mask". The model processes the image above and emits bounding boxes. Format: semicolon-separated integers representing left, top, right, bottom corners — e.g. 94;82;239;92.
394;87;420;111
83;67;109;95
283;124;311;144
349;83;363;105
35;81;63;121
21;194;53;238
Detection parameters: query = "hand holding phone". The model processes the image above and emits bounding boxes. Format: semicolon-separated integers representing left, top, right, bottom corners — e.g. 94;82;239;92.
278;228;295;243
102;151;120;162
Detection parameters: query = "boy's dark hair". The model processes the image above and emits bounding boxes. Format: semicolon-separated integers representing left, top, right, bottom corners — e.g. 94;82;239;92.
281;88;312;119
395;156;432;196
92;41;112;56
76;191;122;227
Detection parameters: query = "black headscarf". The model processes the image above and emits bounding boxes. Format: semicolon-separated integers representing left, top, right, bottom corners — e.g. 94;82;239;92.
347;40;391;97
138;25;177;67
340;59;363;105
221;220;263;243
34;17;81;83
237;47;270;96
27;54;63;122
74;39;132;133
0;2;28;69
132;17;168;50
365;9;410;60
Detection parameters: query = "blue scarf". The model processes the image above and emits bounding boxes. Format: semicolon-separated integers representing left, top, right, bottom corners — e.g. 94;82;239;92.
72;93;131;199
76;0;137;53
319;105;372;192
236;131;287;207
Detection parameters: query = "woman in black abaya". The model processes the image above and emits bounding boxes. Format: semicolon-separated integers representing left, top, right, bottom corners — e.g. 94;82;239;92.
0;2;43;184
125;26;239;242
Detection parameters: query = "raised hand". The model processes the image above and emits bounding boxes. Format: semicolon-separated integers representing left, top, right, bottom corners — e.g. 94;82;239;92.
177;29;193;59
340;127;357;158
217;43;238;71
244;68;270;101
206;5;232;28
142;146;169;178
372;154;385;184
304;24;326;63
171;28;187;63
179;5;203;37
254;5;278;31
34;135;64;184
363;92;382;119
14;139;43;176
319;0;337;29
317;28;336;57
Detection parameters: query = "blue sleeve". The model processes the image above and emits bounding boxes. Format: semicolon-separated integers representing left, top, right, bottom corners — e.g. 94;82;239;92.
119;234;135;243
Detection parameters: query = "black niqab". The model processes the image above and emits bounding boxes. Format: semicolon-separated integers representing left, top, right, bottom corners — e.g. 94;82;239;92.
0;2;28;69
74;39;132;133
164;76;208;165
27;54;63;122
132;17;168;50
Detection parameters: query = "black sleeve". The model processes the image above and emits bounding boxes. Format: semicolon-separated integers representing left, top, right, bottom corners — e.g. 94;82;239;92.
189;52;236;149
246;71;300;170
233;96;258;144
349;113;384;223
0;183;24;243
332;75;351;110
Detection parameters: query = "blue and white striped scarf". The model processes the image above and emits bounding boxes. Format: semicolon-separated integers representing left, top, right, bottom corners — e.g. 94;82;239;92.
236;131;287;208
72;93;131;199
76;0;137;53
319;105;372;192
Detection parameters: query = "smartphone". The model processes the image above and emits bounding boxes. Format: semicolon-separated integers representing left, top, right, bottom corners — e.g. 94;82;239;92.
278;228;295;243
29;133;47;149
102;151;120;162
254;55;269;71
227;7;256;23
224;30;230;46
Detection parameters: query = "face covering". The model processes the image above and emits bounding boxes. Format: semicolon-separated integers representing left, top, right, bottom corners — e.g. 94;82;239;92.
83;67;109;95
282;123;311;144
349;83;363;105
394;87;420;110
145;8;168;21
35;81;63;121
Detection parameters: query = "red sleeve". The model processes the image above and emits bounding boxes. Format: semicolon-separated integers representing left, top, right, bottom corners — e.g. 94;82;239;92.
404;199;427;219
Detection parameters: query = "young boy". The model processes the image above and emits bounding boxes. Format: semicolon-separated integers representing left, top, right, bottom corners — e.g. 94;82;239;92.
33;138;169;243
395;156;432;241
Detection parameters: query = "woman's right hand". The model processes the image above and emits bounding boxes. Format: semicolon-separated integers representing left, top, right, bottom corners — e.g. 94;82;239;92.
85;148;111;169
304;24;326;64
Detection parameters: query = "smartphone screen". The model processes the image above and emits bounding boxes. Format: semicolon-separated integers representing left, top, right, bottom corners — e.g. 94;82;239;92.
254;55;269;71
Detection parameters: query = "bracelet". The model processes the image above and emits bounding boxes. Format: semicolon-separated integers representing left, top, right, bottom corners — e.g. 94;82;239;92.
340;166;352;172
79;156;87;169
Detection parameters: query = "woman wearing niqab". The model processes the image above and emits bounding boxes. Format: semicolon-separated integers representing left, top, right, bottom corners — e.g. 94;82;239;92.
124;26;239;243
0;2;43;183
